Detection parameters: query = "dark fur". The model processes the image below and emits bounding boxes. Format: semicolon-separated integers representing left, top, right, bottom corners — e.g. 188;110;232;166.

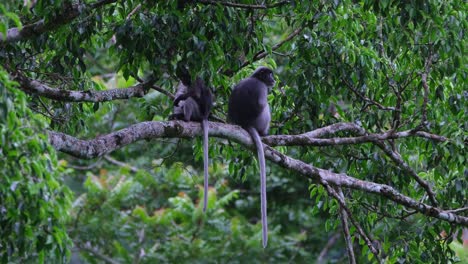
227;66;275;248
173;78;212;120
171;76;213;212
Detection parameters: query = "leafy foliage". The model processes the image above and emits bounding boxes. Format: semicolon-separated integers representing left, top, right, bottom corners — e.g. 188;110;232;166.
70;164;315;263
0;69;72;262
0;0;466;263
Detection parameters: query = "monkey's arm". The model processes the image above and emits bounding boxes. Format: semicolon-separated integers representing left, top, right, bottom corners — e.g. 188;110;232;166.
245;80;267;114
174;93;191;106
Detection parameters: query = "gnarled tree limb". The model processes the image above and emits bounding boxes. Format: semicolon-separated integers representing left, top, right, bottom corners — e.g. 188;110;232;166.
0;0;117;44
199;0;289;9
47;121;468;227
13;72;156;102
263;122;447;146
265;122;442;205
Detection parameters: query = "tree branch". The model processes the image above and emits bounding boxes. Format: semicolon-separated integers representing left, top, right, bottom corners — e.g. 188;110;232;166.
0;0;117;44
76;243;121;264
263;122;447;146
264;122;440;205
327;185;378;258
47;121;468;227
104;155;140;173
445;207;468;214
333;187;357;263
12;71;156;102
239;27;304;68
223;27;303;76
199;0;289;9
374;140;438;206
317;232;340;264
420;49;434;126
133;75;174;99
341;77;396;111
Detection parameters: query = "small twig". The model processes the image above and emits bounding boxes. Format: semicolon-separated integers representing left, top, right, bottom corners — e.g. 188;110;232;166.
104;155;139;173
240;27;304;69
126;4;142;20
361;202;417;222
341;77;396;111
336;187;356;264
133;75;174;99
322;181;380;257
223;27;304;76
377;16;385;57
68;161;102;170
30;107;67;122
152;85;174;99
387;76;402;130
375;141;438;206
445;207;468;214
317;232;341;264
132;228;146;264
77;243;121;264
37;96;58;117
420;48;433;126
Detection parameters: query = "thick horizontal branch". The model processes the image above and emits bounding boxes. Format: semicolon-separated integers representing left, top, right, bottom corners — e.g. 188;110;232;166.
13;72;155;102
47;121;467;226
0;0;117;44
199;0;289;9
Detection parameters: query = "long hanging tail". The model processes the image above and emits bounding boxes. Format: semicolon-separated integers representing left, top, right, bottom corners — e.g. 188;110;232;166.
202;119;209;212
247;127;268;248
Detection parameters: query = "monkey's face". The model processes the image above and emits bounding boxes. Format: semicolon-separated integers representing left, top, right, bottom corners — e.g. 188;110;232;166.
252;67;276;88
264;70;275;88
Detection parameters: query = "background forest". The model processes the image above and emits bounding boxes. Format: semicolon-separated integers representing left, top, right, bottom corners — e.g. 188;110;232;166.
0;0;467;263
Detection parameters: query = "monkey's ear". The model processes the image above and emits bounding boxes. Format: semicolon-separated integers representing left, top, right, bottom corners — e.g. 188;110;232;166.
176;63;191;86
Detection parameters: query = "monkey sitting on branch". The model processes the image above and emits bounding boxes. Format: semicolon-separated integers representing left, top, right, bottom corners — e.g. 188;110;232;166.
170;69;213;213
228;66;276;248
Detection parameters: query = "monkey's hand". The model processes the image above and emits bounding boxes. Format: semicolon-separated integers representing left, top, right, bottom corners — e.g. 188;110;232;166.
174;93;190;106
169;113;185;120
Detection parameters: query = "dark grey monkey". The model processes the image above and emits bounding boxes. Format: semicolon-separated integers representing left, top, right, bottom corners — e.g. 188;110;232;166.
171;71;213;212
227;66;275;248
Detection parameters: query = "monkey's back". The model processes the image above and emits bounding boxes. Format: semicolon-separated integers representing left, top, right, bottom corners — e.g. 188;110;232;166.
228;77;270;133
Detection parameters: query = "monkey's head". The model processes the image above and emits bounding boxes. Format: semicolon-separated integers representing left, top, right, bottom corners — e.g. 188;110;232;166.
251;66;275;88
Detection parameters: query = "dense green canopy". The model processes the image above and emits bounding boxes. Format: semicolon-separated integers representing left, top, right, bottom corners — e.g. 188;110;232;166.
0;0;466;263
